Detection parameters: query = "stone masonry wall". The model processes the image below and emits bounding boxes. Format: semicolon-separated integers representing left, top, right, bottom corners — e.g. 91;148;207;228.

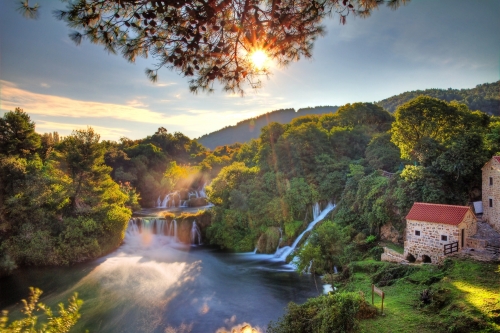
482;159;500;233
466;238;487;250
404;211;477;264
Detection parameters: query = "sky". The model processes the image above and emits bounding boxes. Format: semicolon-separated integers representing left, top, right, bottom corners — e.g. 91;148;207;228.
0;0;499;141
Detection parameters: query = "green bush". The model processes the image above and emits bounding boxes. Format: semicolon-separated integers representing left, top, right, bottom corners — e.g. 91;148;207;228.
267;291;376;333
0;287;82;333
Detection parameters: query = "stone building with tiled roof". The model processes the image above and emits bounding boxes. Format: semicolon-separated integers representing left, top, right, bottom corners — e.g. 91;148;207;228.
404;203;477;264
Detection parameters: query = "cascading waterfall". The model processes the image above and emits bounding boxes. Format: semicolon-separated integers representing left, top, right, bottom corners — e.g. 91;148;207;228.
274;202;336;261
171;219;178;240
127;218;140;235
190;220;202;245
156;183;208;208
160;194;170;208
312;202;320;220
127;218;178;241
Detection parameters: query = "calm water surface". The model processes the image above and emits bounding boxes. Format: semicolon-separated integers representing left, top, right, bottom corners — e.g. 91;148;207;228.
0;232;321;333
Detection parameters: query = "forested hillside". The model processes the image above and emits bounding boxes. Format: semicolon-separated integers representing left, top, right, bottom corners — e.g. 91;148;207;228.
205;97;499;265
196;106;338;149
197;81;499;151
377;81;500;115
0;111;219;275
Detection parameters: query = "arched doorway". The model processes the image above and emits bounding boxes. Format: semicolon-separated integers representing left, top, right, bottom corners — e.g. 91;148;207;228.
406;253;416;263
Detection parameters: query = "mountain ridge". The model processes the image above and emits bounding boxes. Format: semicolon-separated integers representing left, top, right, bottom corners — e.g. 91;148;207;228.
196;81;499;150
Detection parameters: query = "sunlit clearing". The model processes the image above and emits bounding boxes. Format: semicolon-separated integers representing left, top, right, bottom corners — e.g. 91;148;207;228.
250;50;268;69
452;281;499;312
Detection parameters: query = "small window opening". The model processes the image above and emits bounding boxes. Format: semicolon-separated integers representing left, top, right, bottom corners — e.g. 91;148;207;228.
415;230;421;236
441;235;448;241
489;198;493;208
490;177;493;186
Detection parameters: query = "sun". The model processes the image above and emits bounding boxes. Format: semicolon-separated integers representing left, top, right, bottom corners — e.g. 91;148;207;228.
250;49;268;69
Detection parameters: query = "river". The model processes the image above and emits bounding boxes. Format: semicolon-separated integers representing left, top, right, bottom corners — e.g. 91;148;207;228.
0;229;322;333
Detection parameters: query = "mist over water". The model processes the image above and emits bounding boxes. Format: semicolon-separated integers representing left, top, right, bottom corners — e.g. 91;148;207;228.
0;228;321;333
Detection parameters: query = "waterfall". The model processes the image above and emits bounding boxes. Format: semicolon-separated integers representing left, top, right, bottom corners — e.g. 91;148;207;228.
161;194;169;208
313;202;320;220
198;182;207;198
127;218;140;236
275;202;335;261
190;220;202;245
172;219;178;241
156;196;161;208
126;218;178;241
274;228;283;255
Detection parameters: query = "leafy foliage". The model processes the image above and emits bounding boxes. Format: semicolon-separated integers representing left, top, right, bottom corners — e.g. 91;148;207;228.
377;80;500;115
0;110;131;273
48;0;409;94
0;287;82;333
267;291;376;333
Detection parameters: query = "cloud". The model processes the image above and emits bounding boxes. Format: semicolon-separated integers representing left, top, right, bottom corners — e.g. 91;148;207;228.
40;82;50;88
0;80;168;124
154;82;177;87
126;99;149;108
35;120;131;140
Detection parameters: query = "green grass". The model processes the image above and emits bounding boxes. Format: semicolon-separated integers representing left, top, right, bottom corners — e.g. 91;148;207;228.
336;259;500;333
381;242;404;255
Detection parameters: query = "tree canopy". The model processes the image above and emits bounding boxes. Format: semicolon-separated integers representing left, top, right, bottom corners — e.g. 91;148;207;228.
19;0;409;94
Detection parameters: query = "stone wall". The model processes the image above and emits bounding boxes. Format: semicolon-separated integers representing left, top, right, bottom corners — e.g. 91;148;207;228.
404;211;477;264
381;247;407;263
466;237;487;250
482;158;500;233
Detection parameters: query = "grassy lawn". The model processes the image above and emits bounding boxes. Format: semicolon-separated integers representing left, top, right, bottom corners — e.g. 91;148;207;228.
336;259;500;333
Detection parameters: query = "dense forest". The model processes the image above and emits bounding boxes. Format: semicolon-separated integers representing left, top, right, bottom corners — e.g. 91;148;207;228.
204;96;500;272
2;95;498;275
197;81;499;150
0;109;232;275
2;93;500;331
196;106;338;149
377;80;500;115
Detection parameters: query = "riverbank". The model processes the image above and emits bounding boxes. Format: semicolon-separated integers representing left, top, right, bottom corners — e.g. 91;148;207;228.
334;258;500;332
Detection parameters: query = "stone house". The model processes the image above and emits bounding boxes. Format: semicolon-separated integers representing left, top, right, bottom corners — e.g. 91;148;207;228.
404;202;477;264
481;156;500;233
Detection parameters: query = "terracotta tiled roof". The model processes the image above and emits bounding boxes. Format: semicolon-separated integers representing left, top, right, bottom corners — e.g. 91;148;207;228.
494;156;500;164
406;202;471;226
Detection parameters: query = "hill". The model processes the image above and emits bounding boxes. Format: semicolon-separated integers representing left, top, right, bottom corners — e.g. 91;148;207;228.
376;81;500;115
197;81;499;150
196;106;338;150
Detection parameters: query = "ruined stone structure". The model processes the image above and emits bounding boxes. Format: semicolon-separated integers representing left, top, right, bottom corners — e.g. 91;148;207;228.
481;156;500;233
404;203;477;264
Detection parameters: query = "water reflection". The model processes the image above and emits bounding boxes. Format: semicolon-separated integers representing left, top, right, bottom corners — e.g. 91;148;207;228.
1;231;320;333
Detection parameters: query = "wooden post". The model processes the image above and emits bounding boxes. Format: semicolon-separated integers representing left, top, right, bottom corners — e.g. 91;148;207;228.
371;284;374;305
372;284;385;315
381;292;384;314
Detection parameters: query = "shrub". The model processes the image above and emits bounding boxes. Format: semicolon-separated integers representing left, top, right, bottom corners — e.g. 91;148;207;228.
267;291;376;333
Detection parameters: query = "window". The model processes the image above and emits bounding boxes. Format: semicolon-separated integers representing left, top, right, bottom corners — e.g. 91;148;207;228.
490;177;493;186
441;235;448;241
415;230;421;236
489;198;493;208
